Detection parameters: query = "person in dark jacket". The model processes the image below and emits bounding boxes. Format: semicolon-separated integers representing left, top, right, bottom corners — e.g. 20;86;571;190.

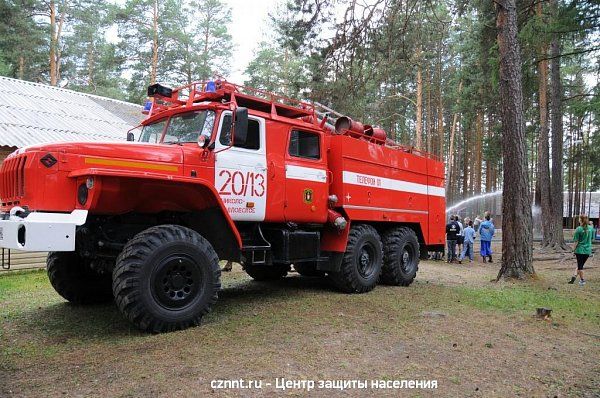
446;216;459;263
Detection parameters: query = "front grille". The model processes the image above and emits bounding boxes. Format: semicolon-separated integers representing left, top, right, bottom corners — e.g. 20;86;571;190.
0;155;27;205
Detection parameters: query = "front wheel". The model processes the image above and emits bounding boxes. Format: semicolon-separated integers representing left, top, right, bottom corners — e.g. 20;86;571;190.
113;225;221;333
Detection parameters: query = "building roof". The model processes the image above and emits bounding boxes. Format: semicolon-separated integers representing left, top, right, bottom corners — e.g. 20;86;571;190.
0;76;143;148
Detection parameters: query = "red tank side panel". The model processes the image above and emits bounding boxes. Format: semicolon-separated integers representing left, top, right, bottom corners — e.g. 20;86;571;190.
427;158;446;246
328;135;445;246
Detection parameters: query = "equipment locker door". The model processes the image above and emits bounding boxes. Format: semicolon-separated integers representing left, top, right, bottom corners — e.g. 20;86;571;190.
214;111;267;221
284;129;328;223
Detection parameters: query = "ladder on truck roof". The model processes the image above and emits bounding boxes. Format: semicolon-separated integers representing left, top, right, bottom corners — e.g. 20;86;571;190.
145;80;441;161
146;80;335;124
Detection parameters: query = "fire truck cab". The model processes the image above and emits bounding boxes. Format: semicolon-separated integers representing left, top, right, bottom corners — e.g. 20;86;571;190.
0;80;445;333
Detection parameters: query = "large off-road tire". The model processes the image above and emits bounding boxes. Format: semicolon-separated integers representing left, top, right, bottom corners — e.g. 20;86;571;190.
329;224;383;293
380;227;419;286
47;252;113;304
243;263;289;281
113;225;221;333
294;262;326;277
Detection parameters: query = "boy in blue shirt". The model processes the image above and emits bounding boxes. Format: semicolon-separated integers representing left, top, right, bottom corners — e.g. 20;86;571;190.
479;214;495;263
459;221;475;263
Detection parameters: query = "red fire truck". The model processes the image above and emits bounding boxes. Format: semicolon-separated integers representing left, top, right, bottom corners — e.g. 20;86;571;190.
0;81;445;332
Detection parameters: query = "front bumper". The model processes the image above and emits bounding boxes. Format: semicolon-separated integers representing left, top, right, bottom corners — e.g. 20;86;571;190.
0;208;88;252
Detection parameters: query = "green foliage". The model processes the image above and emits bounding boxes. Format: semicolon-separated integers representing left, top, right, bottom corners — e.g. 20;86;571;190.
116;0;234;103
0;0;234;103
244;42;309;98
0;0;47;80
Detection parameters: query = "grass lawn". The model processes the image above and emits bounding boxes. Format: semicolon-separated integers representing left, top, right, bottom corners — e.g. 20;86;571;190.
0;253;598;397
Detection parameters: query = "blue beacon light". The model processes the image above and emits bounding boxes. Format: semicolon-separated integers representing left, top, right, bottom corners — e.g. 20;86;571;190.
206;80;216;92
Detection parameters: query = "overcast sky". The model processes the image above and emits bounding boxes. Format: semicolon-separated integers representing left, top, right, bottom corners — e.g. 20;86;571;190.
106;0;280;84
224;0;280;83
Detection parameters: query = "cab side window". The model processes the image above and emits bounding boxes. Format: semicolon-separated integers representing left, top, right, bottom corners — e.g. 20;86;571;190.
219;114;260;150
289;130;320;160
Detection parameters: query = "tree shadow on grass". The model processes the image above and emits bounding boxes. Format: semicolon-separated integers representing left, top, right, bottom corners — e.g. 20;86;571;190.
13;275;337;342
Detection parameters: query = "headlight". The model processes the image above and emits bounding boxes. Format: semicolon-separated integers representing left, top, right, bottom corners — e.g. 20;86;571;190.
78;183;88;205
86;177;94;189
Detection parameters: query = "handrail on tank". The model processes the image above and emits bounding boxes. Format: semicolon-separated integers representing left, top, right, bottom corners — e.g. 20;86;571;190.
145;79;442;162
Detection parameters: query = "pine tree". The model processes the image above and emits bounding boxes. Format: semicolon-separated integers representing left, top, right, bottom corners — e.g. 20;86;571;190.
495;0;534;279
0;0;47;81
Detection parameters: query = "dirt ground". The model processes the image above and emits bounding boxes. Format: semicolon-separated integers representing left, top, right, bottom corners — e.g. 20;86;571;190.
0;244;598;397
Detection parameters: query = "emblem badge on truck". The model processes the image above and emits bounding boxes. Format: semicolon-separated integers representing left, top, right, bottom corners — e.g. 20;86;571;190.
303;188;314;204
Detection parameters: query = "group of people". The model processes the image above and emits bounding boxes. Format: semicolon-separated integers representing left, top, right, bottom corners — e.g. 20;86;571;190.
445;211;594;286
445;213;495;264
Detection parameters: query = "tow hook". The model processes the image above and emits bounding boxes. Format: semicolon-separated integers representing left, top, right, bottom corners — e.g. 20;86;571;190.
9;206;29;219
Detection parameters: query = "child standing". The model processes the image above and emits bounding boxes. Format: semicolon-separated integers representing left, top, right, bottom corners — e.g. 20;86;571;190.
459;221;475;263
479;214;495;263
569;215;593;286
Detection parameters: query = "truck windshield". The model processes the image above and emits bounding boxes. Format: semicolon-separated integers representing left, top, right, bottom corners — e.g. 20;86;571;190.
139;110;215;144
163;110;215;144
139;119;167;143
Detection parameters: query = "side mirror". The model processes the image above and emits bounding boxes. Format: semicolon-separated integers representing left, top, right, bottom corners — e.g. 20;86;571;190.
233;107;248;146
127;132;135;141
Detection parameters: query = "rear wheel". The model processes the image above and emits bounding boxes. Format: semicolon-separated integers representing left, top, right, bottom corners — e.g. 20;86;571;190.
243;263;289;281
113;225;221;333
380;227;419;286
329;224;382;293
46;252;113;304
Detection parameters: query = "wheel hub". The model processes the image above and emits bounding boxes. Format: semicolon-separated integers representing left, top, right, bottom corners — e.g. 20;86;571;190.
401;245;413;272
357;244;375;278
153;255;201;309
170;273;186;290
360;251;370;267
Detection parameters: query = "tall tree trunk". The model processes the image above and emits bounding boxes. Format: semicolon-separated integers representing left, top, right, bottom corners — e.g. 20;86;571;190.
18;57;24;80
485;114;493;192
415;47;423;150
87;42;95;92
462;126;470;197
49;1;57;86
474;110;483;194
536;1;553;247
495;0;534;280
447;79;463;201
567;122;574;227
426;67;433;153
437;63;444;158
150;0;159;84
549;0;567;248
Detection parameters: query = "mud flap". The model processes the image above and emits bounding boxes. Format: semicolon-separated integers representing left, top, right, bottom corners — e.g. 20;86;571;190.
317;252;344;272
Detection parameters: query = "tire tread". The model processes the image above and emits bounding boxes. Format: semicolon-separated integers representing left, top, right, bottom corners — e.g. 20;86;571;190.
329;224;382;293
113;225;221;333
380;227;419;286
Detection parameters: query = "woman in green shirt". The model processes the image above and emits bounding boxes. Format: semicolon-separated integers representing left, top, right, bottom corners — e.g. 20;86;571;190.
569;215;593;286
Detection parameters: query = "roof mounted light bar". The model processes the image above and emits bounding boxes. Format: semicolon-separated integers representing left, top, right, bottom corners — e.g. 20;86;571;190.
147;83;173;98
